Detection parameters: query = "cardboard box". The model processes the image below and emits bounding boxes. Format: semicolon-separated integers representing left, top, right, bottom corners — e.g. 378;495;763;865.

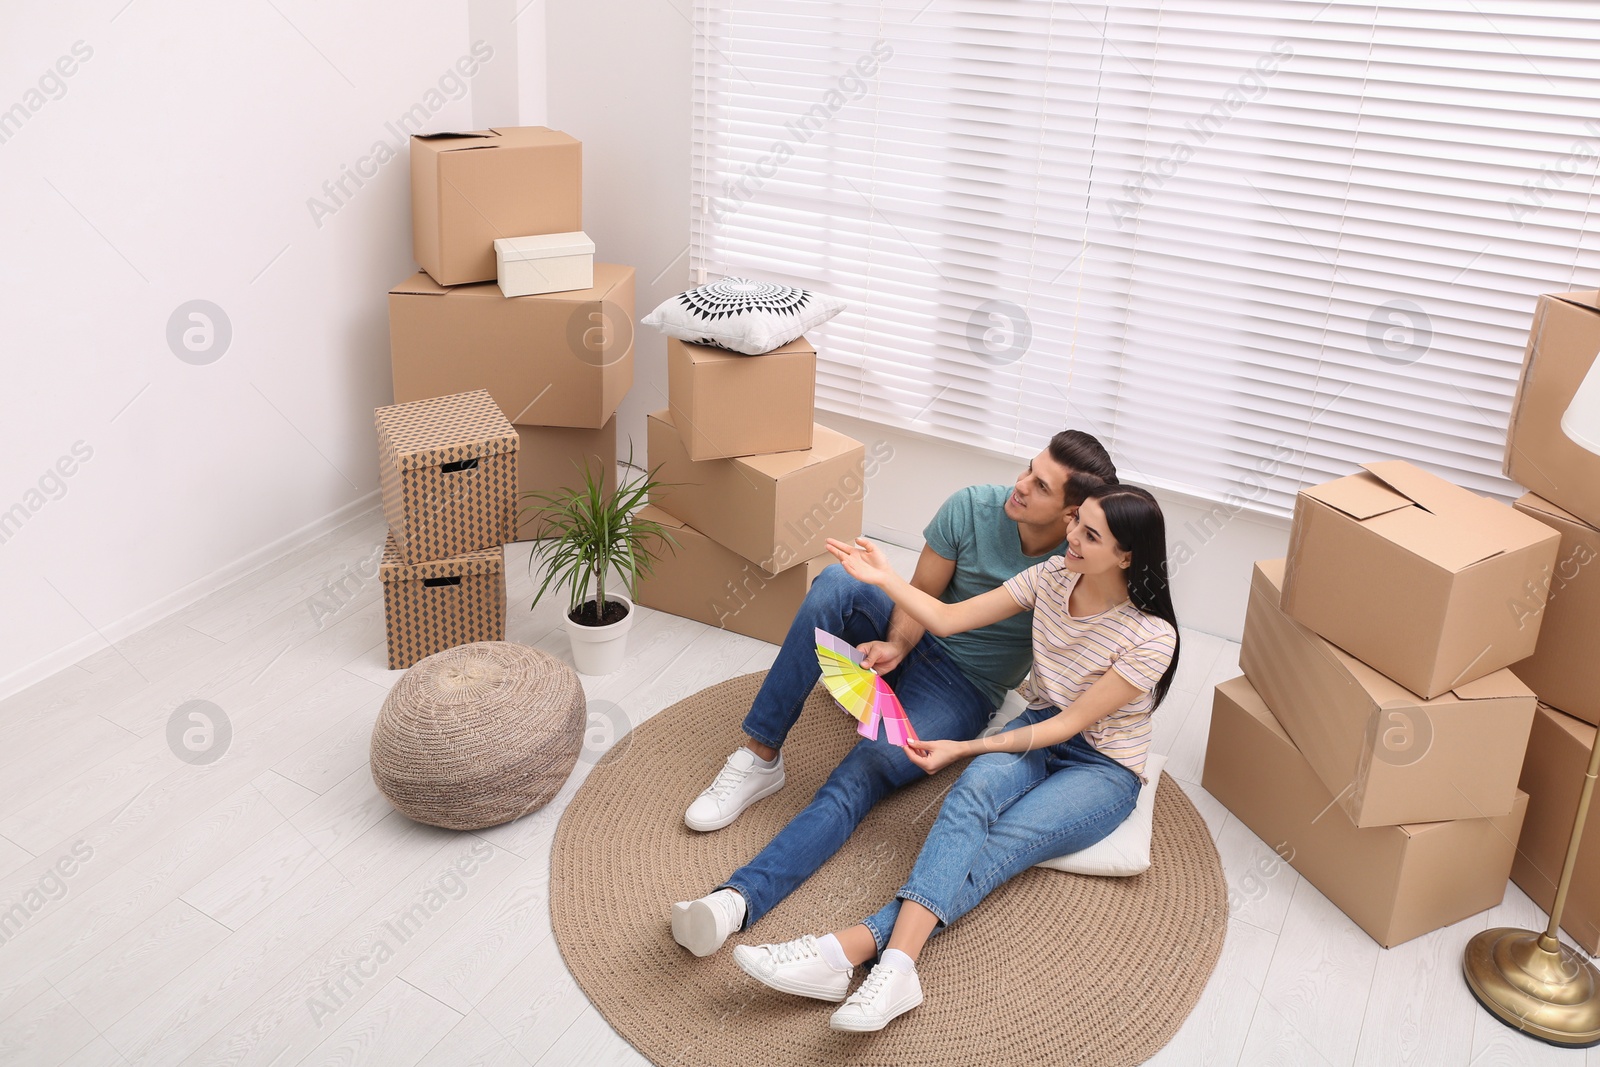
1505;292;1600;529
513;418;617;541
666;336;816;459
1242;559;1534;827
1512;704;1600;954
1282;460;1561;698
389;263;634;430
411;127;582;286
380;536;506;670
375;390;517;565
634;505;831;644
646;409;864;572
1509;494;1600;724
495;231;595;298
1202;675;1527;949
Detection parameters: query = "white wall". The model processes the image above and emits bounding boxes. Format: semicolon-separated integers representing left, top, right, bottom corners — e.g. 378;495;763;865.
545;0;693;467
0;2;540;695
540;0;1285;640
0;0;1283;703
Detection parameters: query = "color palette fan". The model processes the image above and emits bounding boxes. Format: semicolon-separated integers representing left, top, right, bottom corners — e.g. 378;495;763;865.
814;628;920;747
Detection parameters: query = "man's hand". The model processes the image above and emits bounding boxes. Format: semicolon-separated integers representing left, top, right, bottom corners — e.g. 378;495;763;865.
856;640;906;674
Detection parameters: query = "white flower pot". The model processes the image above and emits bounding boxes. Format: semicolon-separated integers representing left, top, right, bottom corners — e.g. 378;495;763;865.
565;594;634;675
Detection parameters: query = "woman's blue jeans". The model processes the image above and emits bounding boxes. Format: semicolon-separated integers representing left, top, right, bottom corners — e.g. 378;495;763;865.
859;705;1141;951
720;564;996;928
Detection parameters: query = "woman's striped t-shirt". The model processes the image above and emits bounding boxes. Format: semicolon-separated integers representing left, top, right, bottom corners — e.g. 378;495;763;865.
1002;555;1177;779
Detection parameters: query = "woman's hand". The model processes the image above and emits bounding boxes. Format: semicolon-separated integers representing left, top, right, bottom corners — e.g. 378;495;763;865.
902;737;971;776
825;537;898;588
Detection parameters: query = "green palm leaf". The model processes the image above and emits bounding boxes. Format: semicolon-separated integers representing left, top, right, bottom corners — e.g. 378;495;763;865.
521;443;679;621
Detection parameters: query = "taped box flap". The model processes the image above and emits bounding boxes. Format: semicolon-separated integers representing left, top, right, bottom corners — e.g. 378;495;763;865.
488;126;577;148
414;131;495;144
1359;461;1549;557
1301;470;1411;521
389;270;450;298
1451;669;1535;702
1362;460;1530;569
740;424;863;479
1364;506;1508;572
1551;290;1600;315
1516;492;1583;525
420;127;574;150
1361;460;1481;517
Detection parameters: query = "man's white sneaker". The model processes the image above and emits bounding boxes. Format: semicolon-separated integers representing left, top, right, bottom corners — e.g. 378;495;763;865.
684;748;785;832
829;962;923;1032
670;888;746;957
732;935;853;1002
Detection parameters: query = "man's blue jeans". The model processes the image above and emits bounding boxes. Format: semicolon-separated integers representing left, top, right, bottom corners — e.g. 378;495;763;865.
859;705;1141;951
720;564;995;928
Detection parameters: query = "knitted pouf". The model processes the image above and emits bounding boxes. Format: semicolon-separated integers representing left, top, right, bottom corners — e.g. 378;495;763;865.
370;641;586;831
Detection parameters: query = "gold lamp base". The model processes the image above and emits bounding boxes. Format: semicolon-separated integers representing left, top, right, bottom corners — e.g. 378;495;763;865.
1464;927;1600;1048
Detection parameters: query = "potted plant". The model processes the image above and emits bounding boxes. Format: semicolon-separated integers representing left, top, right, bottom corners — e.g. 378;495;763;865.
522;452;677;676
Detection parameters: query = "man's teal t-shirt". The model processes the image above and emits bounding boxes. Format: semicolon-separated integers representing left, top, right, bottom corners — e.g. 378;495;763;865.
921;483;1065;708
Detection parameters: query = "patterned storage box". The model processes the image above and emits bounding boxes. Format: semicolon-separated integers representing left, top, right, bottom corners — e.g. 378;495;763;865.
379;534;506;669
376;389;517;564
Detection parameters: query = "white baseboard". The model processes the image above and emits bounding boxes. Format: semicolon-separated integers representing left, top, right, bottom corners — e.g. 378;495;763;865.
0;490;382;701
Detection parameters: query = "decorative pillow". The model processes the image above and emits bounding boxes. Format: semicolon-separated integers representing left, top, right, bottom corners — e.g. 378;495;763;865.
1035;753;1166;877
985;688;1163;878
640;277;845;355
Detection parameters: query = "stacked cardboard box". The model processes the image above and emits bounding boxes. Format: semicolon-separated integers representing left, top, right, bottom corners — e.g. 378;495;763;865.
1204;460;1559;947
1497;292;1600;951
390;126;632;541
1508;495;1600;725
1505;292;1600;530
374;390;515;669
637;335;866;643
1206;677;1528;948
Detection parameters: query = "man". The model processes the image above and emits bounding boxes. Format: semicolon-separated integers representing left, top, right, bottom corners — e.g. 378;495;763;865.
670;429;1118;957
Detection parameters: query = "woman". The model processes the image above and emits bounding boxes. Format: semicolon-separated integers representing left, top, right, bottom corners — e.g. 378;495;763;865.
732;482;1180;1033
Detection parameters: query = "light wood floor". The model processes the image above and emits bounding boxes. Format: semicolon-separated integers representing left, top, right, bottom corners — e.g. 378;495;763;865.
0;507;1591;1066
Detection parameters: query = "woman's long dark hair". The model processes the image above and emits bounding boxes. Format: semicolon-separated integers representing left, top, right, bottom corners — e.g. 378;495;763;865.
1083;482;1181;709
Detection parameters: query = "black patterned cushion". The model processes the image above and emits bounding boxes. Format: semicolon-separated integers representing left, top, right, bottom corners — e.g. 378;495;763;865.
640;277;844;355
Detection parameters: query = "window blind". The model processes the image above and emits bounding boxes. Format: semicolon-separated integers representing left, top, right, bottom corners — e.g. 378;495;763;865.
690;0;1600;515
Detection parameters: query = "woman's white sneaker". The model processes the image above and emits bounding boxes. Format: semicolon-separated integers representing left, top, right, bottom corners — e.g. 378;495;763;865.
829;962;923;1032
732;935;853;1002
684;748;785;831
670;889;746;956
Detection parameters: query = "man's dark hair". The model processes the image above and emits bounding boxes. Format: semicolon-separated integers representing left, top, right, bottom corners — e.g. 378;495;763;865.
1049;430;1117;507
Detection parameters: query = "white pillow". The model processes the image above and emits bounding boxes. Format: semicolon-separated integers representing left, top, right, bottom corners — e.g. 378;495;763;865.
982;688;1162;878
640;277;844;355
1036;753;1165;878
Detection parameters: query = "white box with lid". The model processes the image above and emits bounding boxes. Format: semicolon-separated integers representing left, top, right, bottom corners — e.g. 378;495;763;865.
494;231;595;297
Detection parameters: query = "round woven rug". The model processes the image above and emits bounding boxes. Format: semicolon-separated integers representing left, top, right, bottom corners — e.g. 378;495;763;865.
551;672;1227;1067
